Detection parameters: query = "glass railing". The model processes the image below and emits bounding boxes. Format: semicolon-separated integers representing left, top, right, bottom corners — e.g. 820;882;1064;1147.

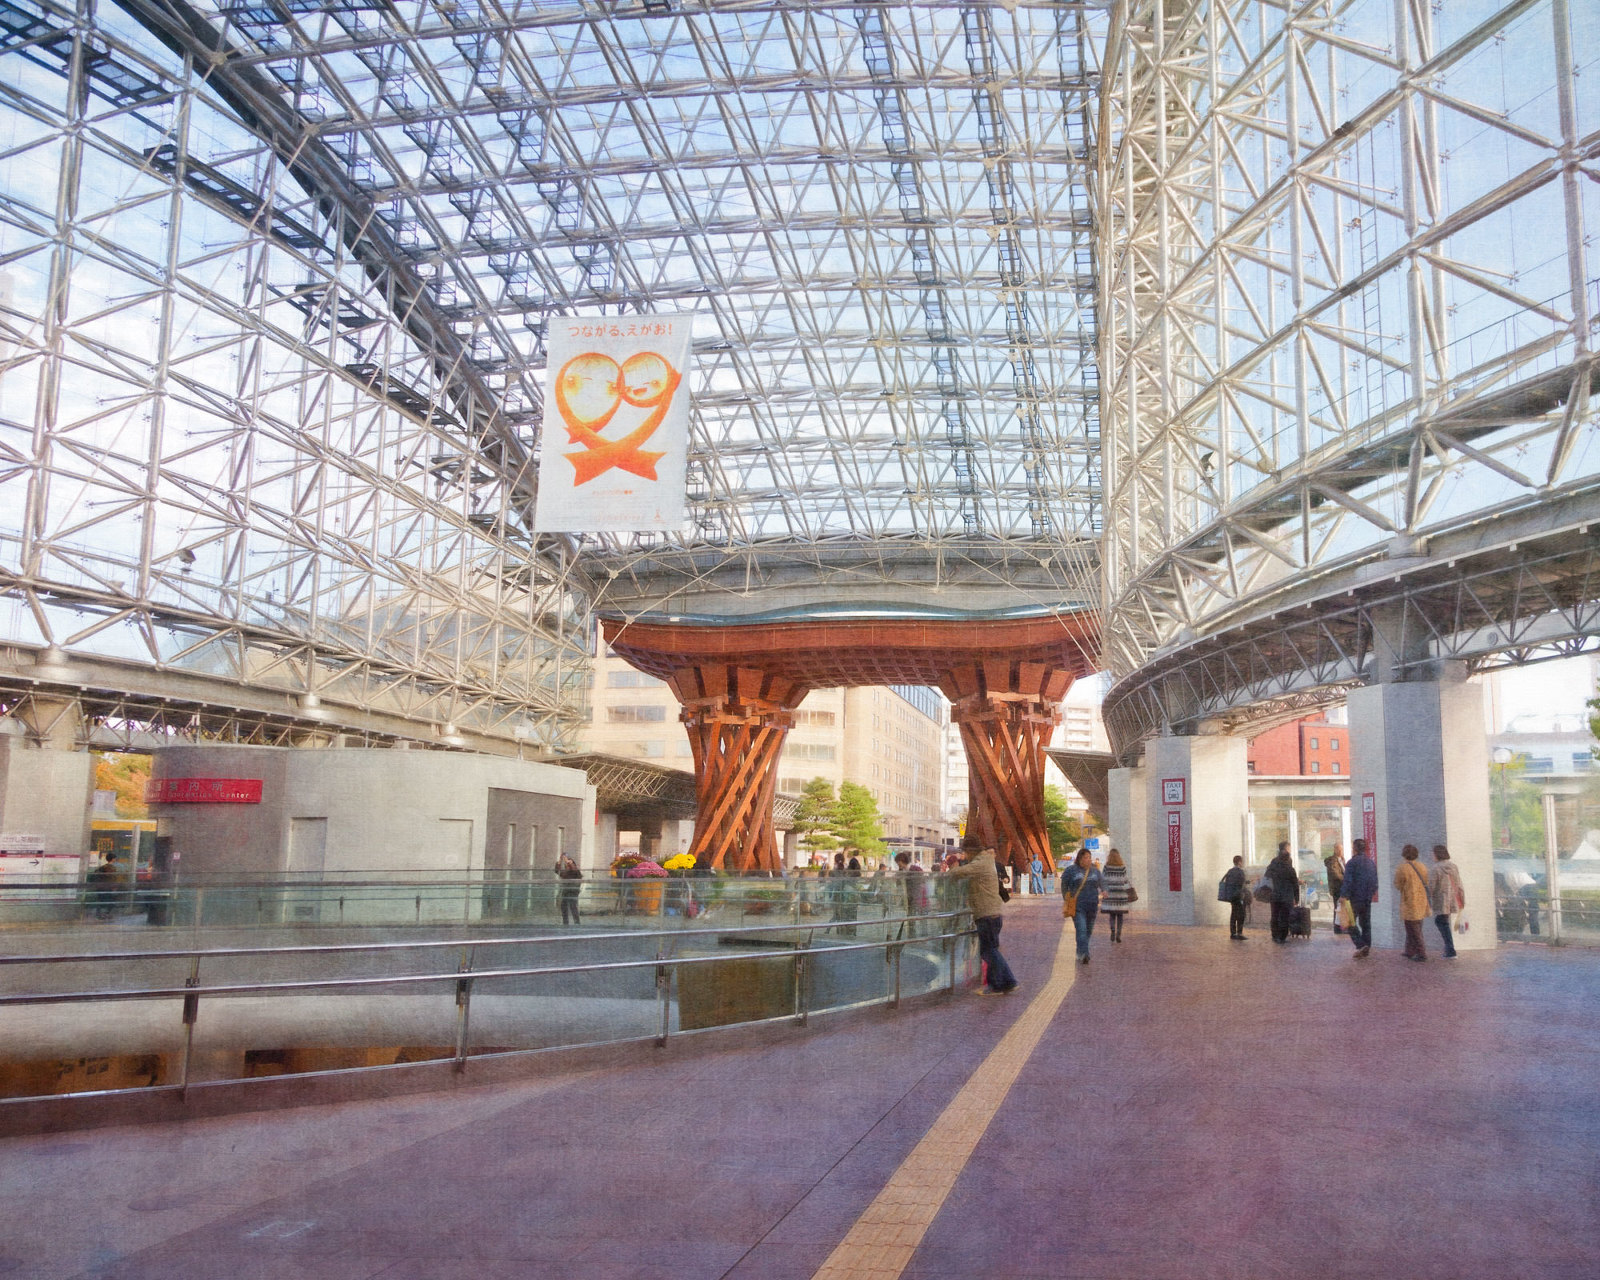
1;871;964;935
0;902;977;1104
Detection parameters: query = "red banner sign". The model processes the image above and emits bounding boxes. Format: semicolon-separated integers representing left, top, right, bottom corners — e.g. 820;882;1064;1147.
1361;792;1378;901
1167;810;1183;891
147;777;263;804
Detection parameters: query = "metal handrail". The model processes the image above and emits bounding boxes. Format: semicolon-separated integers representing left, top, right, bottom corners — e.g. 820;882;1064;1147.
0;910;969;968
0;912;970;989
0;909;978;1102
0;916;971;1006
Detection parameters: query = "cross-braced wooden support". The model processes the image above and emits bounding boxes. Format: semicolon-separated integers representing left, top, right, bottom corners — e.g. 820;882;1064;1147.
667;665;810;872
604;615;1097;878
942;661;1070;877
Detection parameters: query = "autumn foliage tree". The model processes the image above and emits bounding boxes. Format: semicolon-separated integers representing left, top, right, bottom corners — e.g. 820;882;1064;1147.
93;753;150;818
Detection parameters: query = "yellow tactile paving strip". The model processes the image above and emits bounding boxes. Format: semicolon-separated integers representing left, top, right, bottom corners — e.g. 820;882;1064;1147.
810;920;1077;1280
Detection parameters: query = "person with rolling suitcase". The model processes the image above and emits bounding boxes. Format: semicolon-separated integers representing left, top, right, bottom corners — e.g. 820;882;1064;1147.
1266;841;1301;944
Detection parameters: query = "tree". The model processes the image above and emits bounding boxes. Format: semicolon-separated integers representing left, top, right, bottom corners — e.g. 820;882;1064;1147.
791;777;840;858
1043;785;1080;864
833;781;888;862
93;752;150;818
1489;753;1546;856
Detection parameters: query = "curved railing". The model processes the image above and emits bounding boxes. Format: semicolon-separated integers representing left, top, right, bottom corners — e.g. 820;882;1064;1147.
0;899;977;1114
2;871;946;934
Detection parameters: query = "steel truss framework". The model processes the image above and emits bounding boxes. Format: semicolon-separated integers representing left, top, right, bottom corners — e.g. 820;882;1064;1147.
1100;0;1600;760
0;0;1106;752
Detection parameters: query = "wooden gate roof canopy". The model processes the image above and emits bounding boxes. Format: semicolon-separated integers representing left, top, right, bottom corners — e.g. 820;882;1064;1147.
600;613;1100;687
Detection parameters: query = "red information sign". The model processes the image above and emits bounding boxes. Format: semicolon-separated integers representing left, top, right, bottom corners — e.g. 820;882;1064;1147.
1361;792;1378;901
1167;810;1183;891
147;777;263;804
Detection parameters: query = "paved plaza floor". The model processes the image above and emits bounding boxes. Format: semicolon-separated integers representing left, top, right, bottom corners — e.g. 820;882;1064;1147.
3;900;1596;1279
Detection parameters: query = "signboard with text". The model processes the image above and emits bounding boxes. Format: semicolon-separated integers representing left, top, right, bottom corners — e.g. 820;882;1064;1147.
1167;810;1183;891
533;315;694;533
1361;792;1378;901
147;777;263;804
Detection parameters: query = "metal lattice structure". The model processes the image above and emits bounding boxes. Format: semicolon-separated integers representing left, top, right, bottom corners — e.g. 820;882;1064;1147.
0;0;1106;750
1100;0;1600;761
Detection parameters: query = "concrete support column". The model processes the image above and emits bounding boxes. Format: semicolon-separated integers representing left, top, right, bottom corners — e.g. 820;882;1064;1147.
658;817;687;860
637;814;664;861
1347;677;1495;952
782;828;799;869
1141;735;1249;927
1107;764;1149;903
596;811;619;866
0;700;93;858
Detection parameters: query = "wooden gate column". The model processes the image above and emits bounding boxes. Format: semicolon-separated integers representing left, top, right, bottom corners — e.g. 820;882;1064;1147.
667;664;810;872
941;660;1070;876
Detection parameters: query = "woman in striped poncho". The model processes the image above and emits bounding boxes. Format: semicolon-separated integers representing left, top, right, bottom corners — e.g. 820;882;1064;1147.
1099;848;1134;943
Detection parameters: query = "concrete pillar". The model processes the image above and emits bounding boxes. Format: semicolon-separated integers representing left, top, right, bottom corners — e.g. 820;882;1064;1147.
1141;735;1249;927
1107;764;1149;903
596;811;619;866
1347;676;1495;952
782;828;799;869
658;817;687;860
0;723;94;859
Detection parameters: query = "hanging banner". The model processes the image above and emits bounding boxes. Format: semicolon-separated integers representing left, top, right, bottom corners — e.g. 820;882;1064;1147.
1362;792;1378;902
1167;810;1183;892
533;315;693;533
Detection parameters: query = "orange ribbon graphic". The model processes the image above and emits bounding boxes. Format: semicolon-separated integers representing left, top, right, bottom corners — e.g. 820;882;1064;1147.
554;350;681;487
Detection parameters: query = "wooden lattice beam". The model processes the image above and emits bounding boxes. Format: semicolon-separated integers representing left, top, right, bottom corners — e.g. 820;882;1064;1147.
602;614;1099;876
668;664;809;872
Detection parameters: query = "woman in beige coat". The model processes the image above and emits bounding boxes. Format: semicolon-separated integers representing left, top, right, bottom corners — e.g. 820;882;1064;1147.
1394;844;1432;961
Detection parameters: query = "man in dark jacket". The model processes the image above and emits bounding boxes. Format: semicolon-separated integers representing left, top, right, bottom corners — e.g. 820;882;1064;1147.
1266;842;1300;943
1222;854;1249;940
1341;837;1378;958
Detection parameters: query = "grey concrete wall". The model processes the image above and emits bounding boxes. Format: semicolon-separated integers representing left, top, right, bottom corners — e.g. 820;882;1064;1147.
149;746;594;877
0;738;95;857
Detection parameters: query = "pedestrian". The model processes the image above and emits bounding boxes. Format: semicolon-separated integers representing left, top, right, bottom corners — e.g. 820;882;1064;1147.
1427;844;1465;958
1342;837;1377;957
895;850;927;936
1221;854;1249;939
556;854;583;925
837;854;862;936
1061;846;1103;965
1395;843;1431;961
1324;844;1346;933
1266;841;1300;943
945;837;1017;994
85;852;120;920
1029;854;1045;896
1100;847;1133;942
